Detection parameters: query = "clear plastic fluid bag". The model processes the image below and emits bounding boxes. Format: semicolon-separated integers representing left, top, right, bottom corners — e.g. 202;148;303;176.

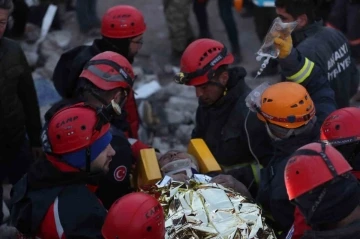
245;82;270;112
256;17;298;60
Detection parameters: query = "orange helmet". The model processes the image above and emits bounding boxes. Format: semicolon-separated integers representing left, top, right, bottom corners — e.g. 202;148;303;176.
320;107;360;146
285;142;352;200
80;51;135;92
101;5;146;39
176;39;234;86
102;192;165;239
258;82;316;129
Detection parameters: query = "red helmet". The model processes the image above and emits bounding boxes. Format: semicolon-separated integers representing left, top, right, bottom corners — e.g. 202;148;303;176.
101;5;146;39
80;51;135;91
102;192;165;239
320;107;360;146
43;103;110;155
176;39;234;86
285;142;352;200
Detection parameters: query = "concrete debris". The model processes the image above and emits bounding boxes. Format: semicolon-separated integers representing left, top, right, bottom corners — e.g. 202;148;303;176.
20;7;199;153
134;80;162;100
46;30;72;49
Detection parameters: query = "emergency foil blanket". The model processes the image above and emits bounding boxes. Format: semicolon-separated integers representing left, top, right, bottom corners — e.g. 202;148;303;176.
142;180;276;239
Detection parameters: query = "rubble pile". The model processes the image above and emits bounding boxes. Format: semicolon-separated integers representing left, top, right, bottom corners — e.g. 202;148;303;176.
136;81;198;152
19;11;197;152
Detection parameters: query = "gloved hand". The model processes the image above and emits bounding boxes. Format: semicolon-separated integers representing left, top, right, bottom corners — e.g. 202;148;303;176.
210;174;253;199
274;36;293;59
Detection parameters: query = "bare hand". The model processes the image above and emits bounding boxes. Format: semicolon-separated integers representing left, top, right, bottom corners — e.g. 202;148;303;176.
210;174;253;199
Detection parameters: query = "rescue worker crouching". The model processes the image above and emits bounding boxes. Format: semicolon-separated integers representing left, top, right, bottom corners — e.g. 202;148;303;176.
212;82;322;236
53;5;146;139
288;107;360;238
76;51;151;161
9;103;115;238
102;192;165;239
285;142;360;239
49;51;151;209
254;82;320;235
175;38;274;197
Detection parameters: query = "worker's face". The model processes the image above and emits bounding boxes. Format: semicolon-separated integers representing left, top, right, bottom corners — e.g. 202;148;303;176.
129;34;143;58
195;72;228;105
276;7;307;30
0;9;10;38
111;89;128;108
91;144;115;174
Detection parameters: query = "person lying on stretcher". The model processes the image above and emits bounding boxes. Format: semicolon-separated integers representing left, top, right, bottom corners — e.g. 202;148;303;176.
157;149;252;198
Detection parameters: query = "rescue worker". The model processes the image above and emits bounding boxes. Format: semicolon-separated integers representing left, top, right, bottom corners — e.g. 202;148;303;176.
49;51;150;209
326;0;360;63
212;82;334;237
175;38;274;197
288;107;360;238
163;0;194;63
192;0;242;62
320;107;360;174
285;142;360;239
0;0;43;223
275;0;360;108
273;29;337;128
176;37;336;198
10;103;115;238
102;192;165;239
254;82;320;235
53;5;146;139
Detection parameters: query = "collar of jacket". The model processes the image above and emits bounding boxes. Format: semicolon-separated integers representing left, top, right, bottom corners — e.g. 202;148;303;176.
201;66;249;109
271;129;318;161
26;156;101;191
292;19;323;47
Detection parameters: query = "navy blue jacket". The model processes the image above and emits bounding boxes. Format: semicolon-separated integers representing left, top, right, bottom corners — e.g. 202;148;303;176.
292;21;359;108
279;48;337;131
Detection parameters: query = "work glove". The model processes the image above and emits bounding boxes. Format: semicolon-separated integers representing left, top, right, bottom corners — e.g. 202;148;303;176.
274;35;293;59
210;174;253;199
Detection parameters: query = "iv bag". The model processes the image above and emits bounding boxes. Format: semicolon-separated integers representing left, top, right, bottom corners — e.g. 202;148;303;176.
256;17;298;60
245;82;270;112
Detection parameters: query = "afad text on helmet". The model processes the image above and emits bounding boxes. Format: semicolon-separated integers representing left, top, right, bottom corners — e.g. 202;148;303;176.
210;55;224;67
119;68;128;79
56;116;79;128
112;14;131;19
146;204;162;219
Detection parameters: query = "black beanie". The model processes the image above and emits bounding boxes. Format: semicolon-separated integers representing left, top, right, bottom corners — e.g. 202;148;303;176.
100;36;133;63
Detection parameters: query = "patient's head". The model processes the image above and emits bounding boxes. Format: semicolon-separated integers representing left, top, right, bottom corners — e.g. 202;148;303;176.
158;150;199;178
